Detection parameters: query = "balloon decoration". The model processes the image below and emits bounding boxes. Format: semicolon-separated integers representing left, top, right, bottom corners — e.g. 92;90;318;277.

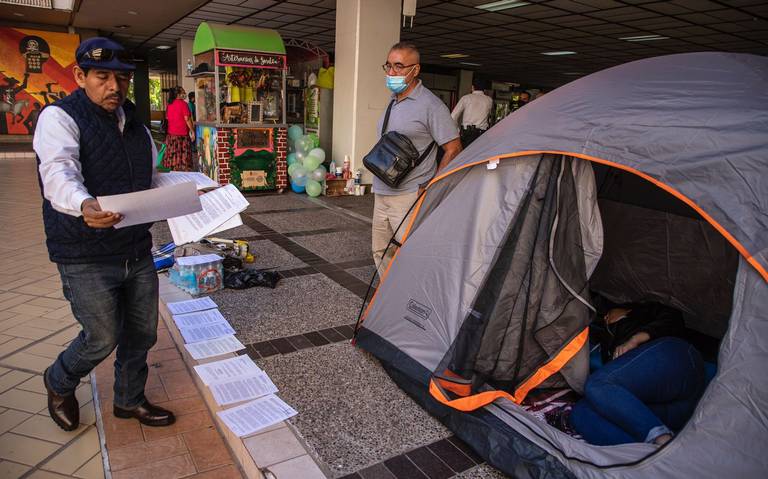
285;126;330;197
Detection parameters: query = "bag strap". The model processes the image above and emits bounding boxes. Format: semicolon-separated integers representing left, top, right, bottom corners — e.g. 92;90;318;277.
380;99;395;137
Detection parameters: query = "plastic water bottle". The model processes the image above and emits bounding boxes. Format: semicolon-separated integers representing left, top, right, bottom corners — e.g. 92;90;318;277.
186;58;193;76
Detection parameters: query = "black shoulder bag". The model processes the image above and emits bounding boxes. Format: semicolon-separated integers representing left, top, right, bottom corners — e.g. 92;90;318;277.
363;100;435;188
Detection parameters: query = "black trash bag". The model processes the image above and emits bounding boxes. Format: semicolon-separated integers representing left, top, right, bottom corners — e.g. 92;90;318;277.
224;268;280;289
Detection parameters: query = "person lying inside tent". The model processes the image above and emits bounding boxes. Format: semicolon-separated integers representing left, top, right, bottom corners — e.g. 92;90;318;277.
568;301;707;447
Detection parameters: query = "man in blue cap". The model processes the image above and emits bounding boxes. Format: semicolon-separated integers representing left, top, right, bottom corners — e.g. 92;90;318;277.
34;37;175;431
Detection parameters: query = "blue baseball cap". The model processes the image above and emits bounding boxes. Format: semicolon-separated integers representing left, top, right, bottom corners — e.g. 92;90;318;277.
76;37;135;71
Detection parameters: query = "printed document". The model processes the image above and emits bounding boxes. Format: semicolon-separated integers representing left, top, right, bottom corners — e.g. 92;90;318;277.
172;309;227;329
98;182;202;228
194;355;262;385
167;184;249;245
179;322;235;344
218;395;298;437
153;171;219;190
184;335;245;360
209;372;278;406
166;297;217;315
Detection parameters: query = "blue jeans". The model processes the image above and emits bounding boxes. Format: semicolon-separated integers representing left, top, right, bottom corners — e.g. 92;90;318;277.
570;337;705;445
48;256;158;409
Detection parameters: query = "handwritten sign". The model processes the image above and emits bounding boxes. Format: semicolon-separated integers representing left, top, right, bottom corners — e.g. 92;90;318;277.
216;50;285;69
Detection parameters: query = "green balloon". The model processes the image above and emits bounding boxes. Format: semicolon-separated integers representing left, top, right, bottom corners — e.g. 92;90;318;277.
305;179;322;197
288;162;300;177
303;154;322;171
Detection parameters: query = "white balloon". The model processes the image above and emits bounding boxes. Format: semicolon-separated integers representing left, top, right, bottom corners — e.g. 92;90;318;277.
308;148;325;163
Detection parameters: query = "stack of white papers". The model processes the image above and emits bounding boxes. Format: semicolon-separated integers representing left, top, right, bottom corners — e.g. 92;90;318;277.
167;297;298;435
167;297;217;315
97;182;202;229
218;395;298;437
168;184;249;245
194;356;278;406
184;336;245;360
154;171;219;190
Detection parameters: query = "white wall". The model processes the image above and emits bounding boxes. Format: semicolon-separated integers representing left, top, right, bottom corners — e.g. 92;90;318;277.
176;38;195;94
332;0;401;183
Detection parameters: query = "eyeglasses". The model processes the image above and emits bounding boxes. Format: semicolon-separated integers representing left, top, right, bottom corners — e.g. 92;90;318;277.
382;62;417;74
78;48;132;64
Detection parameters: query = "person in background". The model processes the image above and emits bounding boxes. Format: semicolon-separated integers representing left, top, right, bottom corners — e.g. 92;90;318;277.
187;91;196;121
163;86;194;171
34;36;175;432
451;82;493;148
568;301;706;446
372;42;462;273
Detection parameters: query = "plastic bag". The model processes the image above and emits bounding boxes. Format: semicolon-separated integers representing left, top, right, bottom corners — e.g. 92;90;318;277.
224;268;280;289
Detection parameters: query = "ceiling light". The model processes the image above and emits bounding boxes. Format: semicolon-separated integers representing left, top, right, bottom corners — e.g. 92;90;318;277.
441;53;469;59
128;10;138;15
155;45;172;50
476;0;530;12
13;12;24;16
115;24;130;29
460;62;481;66
541;51;577;56
619;34;669;42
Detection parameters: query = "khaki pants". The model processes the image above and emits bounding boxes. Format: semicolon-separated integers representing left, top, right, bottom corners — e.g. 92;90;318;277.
372;191;420;273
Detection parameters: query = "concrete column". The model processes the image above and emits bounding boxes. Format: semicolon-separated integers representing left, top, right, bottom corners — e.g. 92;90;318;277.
332;0;401;182
457;69;473;98
133;61;151;127
176;38;195;94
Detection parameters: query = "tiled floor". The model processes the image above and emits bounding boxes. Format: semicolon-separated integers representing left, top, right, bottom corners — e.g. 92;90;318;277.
0;155;103;478
0;155;244;479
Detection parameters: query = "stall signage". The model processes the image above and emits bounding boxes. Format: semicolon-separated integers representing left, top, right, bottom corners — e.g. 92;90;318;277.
216;50;285;69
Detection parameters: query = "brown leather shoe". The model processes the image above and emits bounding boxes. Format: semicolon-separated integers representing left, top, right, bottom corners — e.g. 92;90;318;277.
43;367;79;431
114;399;176;427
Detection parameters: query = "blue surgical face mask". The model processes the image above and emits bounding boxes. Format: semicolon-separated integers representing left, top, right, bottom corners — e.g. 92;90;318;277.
386;75;408;93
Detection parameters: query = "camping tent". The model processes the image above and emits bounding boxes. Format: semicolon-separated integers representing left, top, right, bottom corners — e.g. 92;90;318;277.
355;52;768;478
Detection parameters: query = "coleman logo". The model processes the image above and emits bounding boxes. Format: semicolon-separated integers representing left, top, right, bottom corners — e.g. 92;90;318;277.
407;299;432;321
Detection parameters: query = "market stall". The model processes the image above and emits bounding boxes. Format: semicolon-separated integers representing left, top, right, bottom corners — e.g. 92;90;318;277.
192;22;288;192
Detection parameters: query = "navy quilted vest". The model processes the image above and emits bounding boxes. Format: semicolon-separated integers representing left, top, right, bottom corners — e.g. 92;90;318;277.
39;89;154;263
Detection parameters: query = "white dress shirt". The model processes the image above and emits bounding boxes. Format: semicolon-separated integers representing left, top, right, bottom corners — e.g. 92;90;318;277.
451;90;493;130
34;105;158;218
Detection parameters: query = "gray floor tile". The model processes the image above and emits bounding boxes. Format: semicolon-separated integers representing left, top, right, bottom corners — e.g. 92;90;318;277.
259;343;451;478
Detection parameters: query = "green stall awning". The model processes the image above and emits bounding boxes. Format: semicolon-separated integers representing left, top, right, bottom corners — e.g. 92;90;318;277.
193;22;286;55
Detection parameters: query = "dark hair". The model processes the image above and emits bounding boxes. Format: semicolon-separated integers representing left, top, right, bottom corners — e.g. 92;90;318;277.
389;41;420;63
167;89;177;103
188;92;195;100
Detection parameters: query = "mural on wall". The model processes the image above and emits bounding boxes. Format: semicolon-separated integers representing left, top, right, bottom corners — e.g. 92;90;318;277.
197;125;219;183
0;28;79;135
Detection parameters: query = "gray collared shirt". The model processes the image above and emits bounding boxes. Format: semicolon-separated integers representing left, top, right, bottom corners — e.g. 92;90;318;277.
372;81;459;195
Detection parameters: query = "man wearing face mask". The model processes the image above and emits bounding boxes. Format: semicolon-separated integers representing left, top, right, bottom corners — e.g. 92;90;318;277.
34;37;175;432
372;42;462;272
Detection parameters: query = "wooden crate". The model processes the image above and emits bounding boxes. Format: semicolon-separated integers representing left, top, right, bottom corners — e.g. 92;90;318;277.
325;179;348;196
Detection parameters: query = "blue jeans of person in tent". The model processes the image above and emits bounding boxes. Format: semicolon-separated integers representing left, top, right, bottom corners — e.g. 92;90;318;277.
46;256;158;409
570;337;706;446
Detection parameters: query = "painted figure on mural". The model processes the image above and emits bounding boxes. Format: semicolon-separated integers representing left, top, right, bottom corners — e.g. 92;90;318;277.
0;72;30;133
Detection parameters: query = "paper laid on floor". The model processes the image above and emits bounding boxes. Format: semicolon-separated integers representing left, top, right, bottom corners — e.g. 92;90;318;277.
98;182;202;229
173;309;227;329
194;355;262;385
218;394;298;437
153;171;219;190
179;322;235;344
184;335;245;360
167;184;249;245
166;297;218;315
210;372;279;406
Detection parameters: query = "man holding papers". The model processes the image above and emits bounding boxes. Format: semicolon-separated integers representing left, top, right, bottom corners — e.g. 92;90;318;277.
33;37;175;431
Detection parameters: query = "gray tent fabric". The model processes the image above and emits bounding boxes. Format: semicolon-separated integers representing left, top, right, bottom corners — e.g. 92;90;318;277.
356;52;768;478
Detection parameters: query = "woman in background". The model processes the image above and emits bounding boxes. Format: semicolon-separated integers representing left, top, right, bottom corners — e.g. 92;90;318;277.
163;86;195;171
